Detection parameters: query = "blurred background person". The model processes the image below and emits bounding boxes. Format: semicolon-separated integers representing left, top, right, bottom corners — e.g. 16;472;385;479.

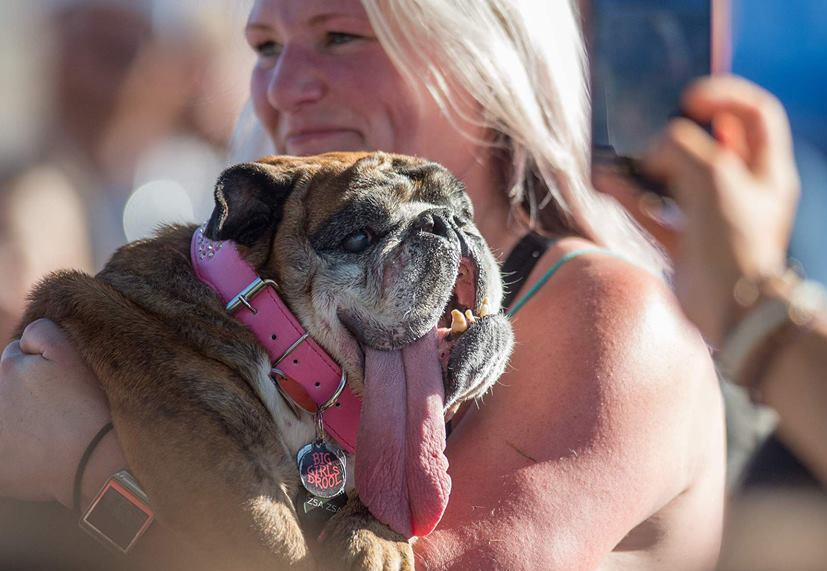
0;0;251;567
725;0;827;498
0;0;252;344
582;0;827;501
587;1;827;568
599;72;827;571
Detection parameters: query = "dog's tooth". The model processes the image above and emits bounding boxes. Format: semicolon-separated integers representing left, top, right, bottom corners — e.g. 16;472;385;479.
450;309;468;334
478;302;490;317
464;309;477;325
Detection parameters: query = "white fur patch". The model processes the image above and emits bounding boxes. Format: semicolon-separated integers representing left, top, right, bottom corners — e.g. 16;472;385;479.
252;356;315;457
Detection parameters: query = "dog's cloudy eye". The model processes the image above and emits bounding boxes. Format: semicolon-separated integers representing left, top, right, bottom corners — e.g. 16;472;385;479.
340;229;373;253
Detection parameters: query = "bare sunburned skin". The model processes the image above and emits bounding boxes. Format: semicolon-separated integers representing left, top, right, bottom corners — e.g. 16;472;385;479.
413;238;726;571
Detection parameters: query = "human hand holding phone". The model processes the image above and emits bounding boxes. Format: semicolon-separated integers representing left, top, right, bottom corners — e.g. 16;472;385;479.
587;0;730;198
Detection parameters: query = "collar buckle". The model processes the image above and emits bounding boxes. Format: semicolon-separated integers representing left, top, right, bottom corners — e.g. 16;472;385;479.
226;278;278;314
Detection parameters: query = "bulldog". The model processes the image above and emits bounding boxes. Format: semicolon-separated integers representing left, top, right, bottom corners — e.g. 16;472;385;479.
20;152;513;570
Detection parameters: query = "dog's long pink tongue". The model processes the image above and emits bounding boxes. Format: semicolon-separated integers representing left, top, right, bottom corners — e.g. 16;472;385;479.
356;328;451;539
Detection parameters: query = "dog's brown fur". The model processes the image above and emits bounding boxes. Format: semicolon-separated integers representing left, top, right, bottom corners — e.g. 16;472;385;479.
21;224;317;569
19;152;511;569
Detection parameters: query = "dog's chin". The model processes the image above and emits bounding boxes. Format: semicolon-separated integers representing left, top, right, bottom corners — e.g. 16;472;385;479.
338;255;500;410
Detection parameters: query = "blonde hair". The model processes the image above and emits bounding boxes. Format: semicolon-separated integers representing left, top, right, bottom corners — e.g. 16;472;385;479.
229;0;668;274
360;0;667;275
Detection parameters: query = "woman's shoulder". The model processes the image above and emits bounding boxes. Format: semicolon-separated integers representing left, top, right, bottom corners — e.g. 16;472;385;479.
431;237;725;568
504;235;722;481
513;236;703;363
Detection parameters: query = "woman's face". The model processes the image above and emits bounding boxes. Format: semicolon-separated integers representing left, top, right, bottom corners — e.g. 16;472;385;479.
246;0;486;177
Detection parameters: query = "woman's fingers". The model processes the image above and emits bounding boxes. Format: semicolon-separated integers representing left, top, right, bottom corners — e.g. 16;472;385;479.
635;193;684;254
681;75;795;182
0;339;23;365
0;330;111;506
593;170;680;255
18;318;73;362
643;117;744;210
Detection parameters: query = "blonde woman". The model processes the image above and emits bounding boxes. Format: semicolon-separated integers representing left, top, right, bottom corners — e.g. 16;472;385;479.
0;0;724;569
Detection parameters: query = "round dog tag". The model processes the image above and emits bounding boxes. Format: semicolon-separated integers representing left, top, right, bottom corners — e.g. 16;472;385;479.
297;441;347;499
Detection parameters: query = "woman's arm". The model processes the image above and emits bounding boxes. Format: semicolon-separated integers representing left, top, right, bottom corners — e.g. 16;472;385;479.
0;319;207;569
0;319;112;507
415;245;725;570
759;312;827;484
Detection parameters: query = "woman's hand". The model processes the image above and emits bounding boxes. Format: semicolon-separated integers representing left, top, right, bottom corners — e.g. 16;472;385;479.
0;319;120;509
598;75;800;344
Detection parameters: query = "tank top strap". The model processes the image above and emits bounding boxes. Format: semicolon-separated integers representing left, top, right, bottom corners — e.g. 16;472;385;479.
507;247;616;317
500;233;558;310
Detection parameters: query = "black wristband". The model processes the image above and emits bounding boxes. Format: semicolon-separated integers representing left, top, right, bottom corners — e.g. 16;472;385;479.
73;421;114;513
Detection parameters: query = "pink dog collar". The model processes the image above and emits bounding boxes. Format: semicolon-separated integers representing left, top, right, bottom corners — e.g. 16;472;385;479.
190;226;360;454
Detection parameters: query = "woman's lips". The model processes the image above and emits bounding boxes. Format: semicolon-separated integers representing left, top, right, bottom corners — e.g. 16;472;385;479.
284;129;362;155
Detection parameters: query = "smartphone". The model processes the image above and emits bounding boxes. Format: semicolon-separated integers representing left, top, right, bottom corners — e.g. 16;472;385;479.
586;0;730;196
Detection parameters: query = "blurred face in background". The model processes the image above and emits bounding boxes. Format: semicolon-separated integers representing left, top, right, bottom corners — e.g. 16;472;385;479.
53;3;151;146
246;0;489;178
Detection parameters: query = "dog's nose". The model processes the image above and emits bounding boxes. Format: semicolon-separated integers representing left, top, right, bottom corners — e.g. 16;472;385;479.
414;211;452;239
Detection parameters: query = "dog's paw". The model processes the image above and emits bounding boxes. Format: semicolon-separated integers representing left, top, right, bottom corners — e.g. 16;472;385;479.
318;496;415;571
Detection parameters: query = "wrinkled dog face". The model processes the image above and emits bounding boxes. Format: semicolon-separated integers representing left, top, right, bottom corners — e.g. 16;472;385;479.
205;152;513;411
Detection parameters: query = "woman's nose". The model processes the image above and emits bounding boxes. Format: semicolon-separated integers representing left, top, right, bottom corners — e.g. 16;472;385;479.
266;45;325;112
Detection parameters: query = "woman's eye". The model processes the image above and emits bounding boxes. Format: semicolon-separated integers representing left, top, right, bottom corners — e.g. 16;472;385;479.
254;40;282;59
340;229;374;253
326;32;361;47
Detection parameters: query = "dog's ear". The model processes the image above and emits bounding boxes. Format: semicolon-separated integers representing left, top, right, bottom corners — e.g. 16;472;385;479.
204;162;296;246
